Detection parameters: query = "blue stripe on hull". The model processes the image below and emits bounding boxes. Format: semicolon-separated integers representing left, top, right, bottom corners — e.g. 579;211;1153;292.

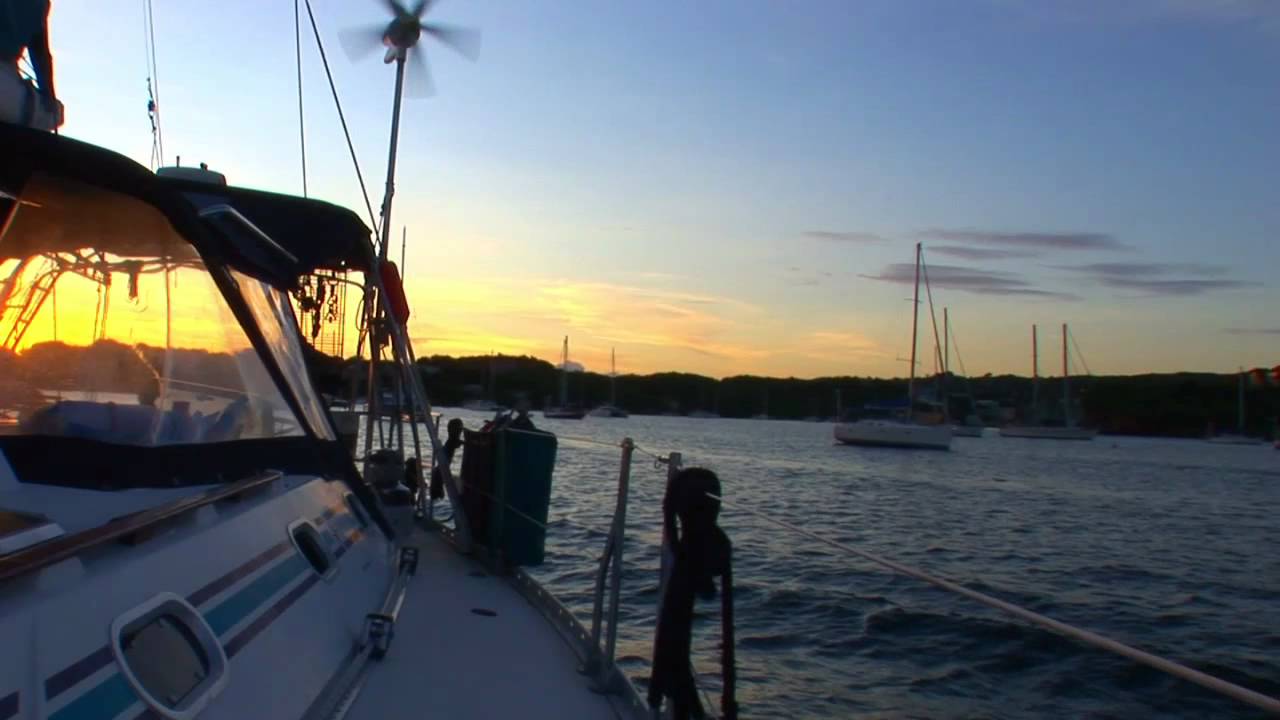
35;508;368;719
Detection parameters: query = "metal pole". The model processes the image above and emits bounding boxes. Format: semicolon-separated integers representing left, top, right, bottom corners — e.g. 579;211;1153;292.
363;52;408;474
600;437;634;685
379;55;407;262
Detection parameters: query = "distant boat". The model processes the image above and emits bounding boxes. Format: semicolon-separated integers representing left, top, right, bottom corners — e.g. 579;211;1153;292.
835;243;952;451
999;324;1097;441
588;348;629;418
1207;370;1262;445
544;335;585;420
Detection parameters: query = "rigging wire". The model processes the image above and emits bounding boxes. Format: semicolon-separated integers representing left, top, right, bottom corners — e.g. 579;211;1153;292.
142;0;164;167
918;252;947;378
1069;327;1093;376
301;0;379;233
294;0;308;197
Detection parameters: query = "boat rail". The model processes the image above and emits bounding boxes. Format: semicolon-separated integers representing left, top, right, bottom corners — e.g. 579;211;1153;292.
418;423;1280;717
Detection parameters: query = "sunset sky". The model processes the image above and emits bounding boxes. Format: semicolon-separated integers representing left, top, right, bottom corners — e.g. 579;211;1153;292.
44;0;1279;379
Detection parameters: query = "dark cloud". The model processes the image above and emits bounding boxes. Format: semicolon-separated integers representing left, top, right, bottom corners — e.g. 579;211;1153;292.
863;263;1077;300
1053;262;1252;296
1097;278;1256;296
922;229;1128;252
804;230;888;244
1053;262;1226;277
930;245;1040;260
1224;328;1280;336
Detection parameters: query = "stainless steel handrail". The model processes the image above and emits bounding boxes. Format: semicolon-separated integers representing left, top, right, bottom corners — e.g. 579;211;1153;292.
581;437;635;693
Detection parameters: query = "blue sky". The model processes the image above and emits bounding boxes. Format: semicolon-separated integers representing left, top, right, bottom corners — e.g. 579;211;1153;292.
46;0;1280;377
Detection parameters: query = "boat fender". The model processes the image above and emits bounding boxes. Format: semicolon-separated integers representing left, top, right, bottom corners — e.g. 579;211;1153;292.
649;468;737;720
379;261;411;324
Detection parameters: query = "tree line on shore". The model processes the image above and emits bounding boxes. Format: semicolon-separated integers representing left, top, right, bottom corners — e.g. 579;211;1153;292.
306;351;1280;439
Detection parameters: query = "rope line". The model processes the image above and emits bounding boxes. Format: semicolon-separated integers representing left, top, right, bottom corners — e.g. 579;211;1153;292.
708;493;1280;716
301;0;379;233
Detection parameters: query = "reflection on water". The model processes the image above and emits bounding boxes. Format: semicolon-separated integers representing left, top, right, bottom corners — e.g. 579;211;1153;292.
400;411;1280;718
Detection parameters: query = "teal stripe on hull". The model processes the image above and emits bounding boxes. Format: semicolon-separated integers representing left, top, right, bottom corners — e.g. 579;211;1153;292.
50;553;309;719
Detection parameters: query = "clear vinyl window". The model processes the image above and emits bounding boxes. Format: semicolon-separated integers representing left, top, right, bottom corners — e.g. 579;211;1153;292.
0;173;303;444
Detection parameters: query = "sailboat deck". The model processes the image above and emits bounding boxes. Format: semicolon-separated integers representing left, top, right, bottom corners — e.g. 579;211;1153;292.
347;522;643;720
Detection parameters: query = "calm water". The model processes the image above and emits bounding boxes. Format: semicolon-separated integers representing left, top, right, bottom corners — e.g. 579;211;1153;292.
432;411;1280;719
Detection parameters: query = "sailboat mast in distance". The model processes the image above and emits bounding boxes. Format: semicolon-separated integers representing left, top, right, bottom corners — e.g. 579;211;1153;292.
1031;324;1039;414
943;307;949;376
1062;323;1070;427
907;242;921;423
559;336;569;407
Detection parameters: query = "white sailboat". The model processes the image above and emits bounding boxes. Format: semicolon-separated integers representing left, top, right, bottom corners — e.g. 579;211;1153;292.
834;243;952;450
544;336;586;419
1207;369;1263;445
1000;324;1097;440
588;348;629;418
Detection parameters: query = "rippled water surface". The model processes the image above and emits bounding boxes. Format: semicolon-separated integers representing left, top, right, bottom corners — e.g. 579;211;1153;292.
431;411;1280;718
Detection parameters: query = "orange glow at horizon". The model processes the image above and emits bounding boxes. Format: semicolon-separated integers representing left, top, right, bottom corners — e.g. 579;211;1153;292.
5;260;252;356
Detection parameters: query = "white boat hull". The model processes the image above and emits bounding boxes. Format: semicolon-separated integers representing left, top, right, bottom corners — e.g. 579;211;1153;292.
834;420;952;450
587;405;629;418
999;426;1097;441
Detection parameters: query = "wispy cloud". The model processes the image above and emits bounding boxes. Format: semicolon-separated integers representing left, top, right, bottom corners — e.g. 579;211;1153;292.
1099;278;1256;296
803;230;888;244
1225;328;1280;336
922;229;1128;252
1053;262;1226;277
930;245;1039;261
1053;262;1254;296
862;263;1078;300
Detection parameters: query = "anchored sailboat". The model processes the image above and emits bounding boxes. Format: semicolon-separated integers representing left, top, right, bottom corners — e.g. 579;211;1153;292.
1000;324;1097;440
544;336;586;419
834;243;952;450
1207;369;1263;445
588;348;628;418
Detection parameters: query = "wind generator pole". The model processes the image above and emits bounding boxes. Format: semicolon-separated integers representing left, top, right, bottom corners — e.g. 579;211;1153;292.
363;52;409;469
380;56;407;262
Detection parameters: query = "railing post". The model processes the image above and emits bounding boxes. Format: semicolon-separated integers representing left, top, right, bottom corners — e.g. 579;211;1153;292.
581;437;634;693
658;451;682;603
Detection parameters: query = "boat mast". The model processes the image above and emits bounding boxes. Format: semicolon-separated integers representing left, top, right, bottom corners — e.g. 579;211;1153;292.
1237;367;1246;433
1062;323;1071;427
943;307;949;376
1031;324;1039;421
559;336;569;407
907;242;921;423
610;347;617;406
